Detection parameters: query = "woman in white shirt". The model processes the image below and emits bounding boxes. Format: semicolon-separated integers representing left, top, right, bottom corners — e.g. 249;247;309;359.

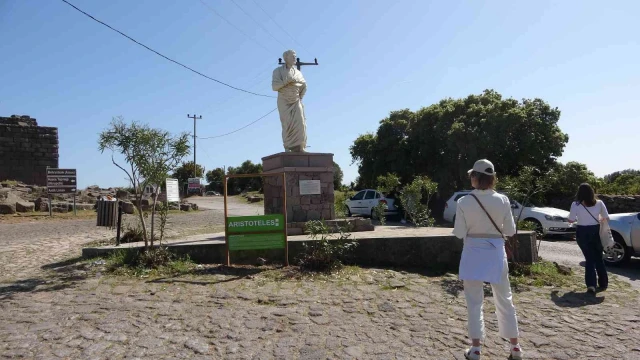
567;183;610;294
453;159;522;360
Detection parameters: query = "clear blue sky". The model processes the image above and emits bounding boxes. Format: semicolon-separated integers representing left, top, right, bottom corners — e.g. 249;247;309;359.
1;0;638;188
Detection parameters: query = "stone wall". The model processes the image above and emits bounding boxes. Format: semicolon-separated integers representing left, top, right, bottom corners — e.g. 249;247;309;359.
262;153;335;223
0;115;59;185
549;194;640;213
83;231;538;269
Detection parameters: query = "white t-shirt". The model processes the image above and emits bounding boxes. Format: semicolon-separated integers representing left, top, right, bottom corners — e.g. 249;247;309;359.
568;200;609;226
453;189;516;239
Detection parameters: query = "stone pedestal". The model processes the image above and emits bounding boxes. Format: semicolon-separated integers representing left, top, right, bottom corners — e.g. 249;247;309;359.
262;153;335;228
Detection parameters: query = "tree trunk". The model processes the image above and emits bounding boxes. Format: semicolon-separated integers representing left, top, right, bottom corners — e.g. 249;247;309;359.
134;190;149;250
150;191;160;248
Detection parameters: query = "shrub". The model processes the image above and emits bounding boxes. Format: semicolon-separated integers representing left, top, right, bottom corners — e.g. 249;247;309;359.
399;176;438;226
297;220;358;272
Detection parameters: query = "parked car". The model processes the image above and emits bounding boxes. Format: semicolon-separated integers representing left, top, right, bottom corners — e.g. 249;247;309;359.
443;190;576;236
345;189;398;218
605;212;640;266
205;191;221;196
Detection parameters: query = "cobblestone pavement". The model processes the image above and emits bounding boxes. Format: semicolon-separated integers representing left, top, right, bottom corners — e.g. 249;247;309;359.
1;261;640;359
2;205;640;359
0;210;223;282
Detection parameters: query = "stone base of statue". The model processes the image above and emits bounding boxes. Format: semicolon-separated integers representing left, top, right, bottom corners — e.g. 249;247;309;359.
262;152;335;233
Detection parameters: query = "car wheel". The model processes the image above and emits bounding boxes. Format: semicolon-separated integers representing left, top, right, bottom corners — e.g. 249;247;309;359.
604;232;631;266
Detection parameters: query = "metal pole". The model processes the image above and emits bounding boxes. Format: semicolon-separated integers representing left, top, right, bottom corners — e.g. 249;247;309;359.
194;115;196;178
187;114;202;179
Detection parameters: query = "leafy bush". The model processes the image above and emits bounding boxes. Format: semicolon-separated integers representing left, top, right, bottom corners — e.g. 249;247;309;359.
137;247;173;269
398;176;438;226
297;220;358;272
105;247;194;276
372;202;387;225
120;223;145;244
335;190;355;218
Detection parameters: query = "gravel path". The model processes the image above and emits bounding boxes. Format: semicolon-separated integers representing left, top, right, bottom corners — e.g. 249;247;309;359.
0;210;223;282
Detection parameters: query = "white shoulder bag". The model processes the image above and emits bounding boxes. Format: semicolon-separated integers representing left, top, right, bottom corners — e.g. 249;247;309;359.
581;203;615;249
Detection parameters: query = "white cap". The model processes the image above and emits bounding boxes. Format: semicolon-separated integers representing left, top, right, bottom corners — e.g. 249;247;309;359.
468;159;495;176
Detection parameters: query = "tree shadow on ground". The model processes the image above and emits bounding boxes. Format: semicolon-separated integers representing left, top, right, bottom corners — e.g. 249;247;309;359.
1;256;92;301
146;265;268;286
550;290;605;307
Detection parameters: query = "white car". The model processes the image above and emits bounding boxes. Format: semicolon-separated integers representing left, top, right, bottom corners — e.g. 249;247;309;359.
443;190;576;236
345;189;398;218
606;212;640;266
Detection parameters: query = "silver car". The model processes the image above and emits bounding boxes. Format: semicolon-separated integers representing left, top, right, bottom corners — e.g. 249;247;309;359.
605;212;640;266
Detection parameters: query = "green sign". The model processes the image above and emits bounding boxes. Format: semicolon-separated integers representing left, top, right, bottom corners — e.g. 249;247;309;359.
226;214;284;234
226;214;286;251
229;233;285;250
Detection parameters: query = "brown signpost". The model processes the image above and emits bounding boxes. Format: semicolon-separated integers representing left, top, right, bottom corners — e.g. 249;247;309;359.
46;168;77;216
224;172;288;267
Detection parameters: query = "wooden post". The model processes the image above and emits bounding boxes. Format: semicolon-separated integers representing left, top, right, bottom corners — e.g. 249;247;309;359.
224;175;230;266
282;172;288;266
73;195;77;216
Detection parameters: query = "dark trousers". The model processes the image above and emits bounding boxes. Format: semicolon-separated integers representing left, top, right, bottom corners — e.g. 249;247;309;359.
576;225;608;289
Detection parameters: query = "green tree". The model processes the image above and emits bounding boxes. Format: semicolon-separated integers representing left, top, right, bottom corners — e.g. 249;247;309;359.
205;167;225;193
545;162;600;202
601;171;640;195
99;117;190;248
333;161;344;190
172;161;204;193
350;90;569;196
226;160;262;194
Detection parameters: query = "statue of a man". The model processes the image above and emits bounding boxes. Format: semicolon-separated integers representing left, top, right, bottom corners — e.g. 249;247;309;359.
272;49;307;152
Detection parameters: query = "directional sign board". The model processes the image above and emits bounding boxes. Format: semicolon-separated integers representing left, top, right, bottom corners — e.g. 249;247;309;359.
47;168;77;194
165;178;180;202
188;177;201;189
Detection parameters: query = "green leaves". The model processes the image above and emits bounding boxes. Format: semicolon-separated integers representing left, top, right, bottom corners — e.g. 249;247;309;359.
350;90;569;195
398;176;438;227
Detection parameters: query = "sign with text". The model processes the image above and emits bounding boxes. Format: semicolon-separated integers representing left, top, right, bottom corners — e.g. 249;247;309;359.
165;178;179;202
226;214;285;250
228;233;285;251
47;168;77;194
299;180;321;195
188;177;201;189
227;214;284;233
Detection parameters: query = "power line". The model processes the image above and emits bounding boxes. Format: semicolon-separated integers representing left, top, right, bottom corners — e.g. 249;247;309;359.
228;0;288;50
249;0;311;54
197;0;273;54
60;0;275;98
198;108;277;139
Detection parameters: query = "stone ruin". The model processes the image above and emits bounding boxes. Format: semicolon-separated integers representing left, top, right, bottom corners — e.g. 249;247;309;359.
0;115;59;186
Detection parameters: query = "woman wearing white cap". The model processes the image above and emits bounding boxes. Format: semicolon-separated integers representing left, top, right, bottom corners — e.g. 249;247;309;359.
453;159;523;360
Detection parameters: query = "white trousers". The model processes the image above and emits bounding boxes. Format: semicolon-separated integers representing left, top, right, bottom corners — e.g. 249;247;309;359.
463;257;520;340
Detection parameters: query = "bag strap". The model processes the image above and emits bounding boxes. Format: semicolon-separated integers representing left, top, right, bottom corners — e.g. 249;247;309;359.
469;194;504;237
581;203;600;223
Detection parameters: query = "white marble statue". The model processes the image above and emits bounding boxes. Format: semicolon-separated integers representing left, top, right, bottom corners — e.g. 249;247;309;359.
272;50;307;152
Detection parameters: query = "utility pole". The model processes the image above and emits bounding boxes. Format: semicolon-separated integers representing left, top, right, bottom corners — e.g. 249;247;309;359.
187;114;202;179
